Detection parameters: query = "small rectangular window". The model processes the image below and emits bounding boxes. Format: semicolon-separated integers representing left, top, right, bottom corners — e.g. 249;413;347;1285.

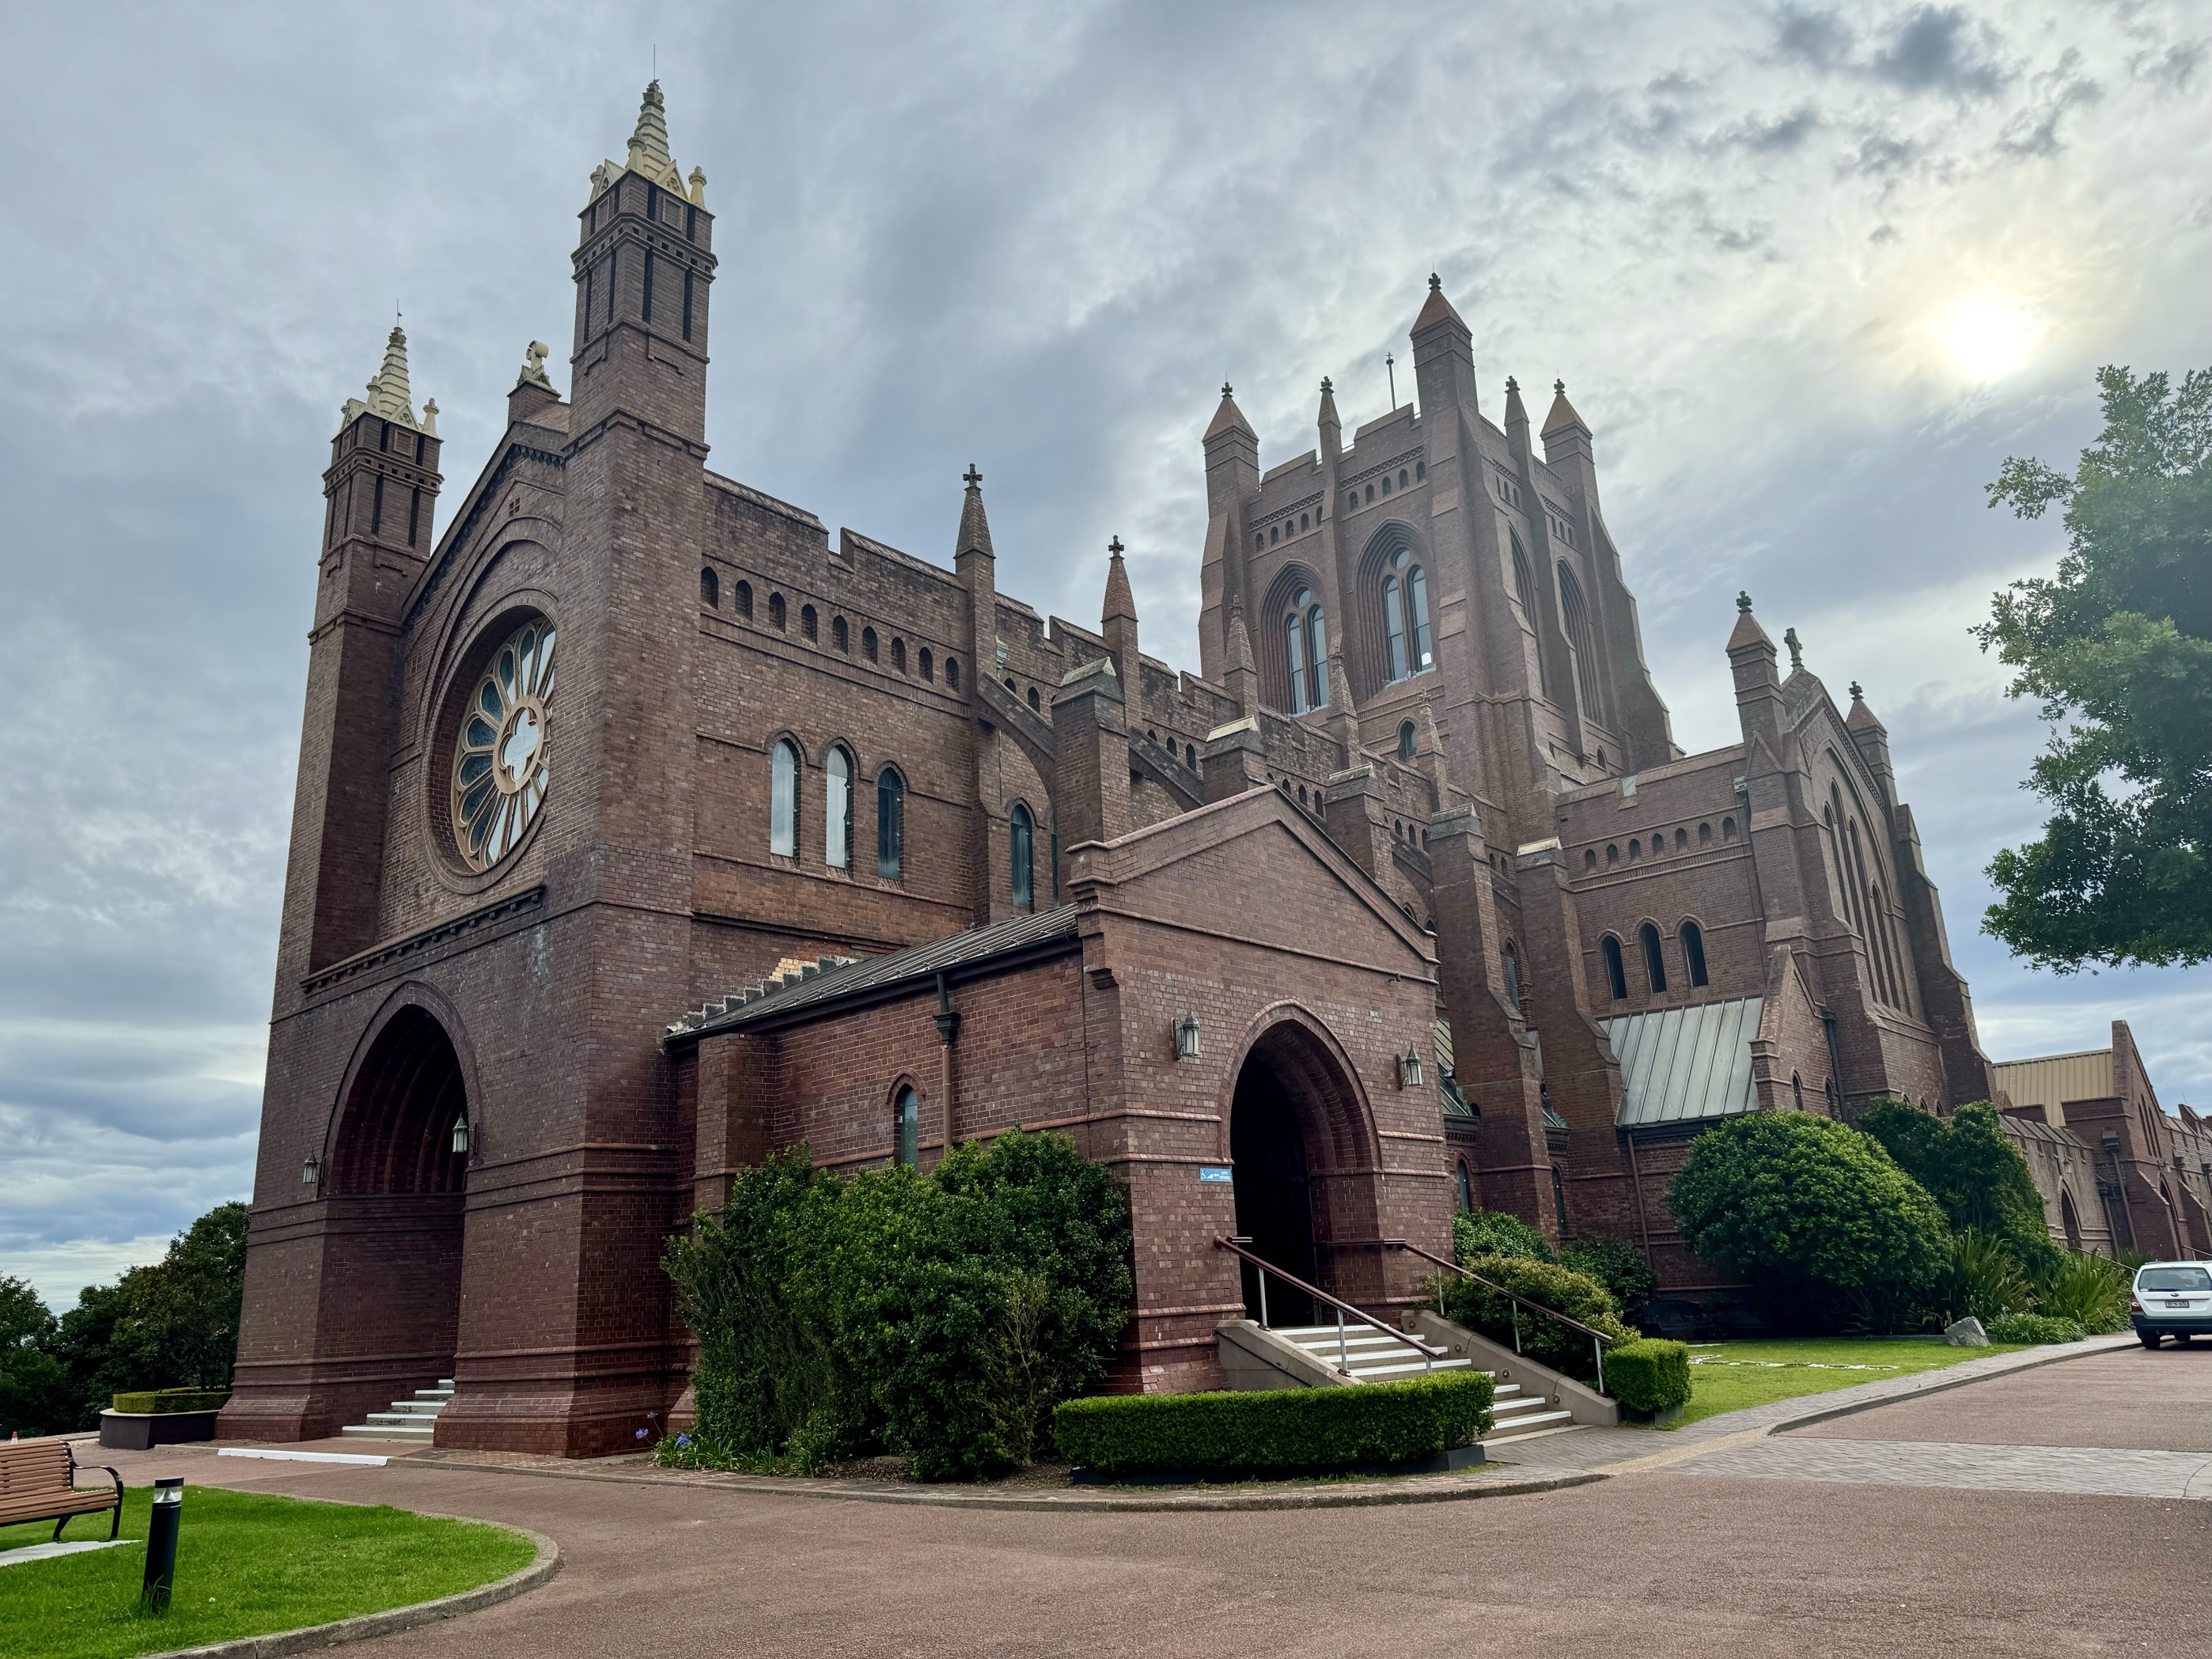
681;270;693;341
642;248;655;322
370;474;384;535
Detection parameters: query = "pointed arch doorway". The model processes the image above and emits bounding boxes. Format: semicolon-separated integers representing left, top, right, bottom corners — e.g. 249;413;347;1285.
1227;1013;1380;1325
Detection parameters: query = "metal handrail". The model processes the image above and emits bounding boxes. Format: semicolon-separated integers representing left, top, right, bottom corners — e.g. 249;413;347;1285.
1382;1237;1614;1396
1215;1235;1449;1376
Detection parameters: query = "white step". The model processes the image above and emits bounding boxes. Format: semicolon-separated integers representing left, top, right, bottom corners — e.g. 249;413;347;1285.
336;1381;454;1442
1483;1409;1576;1441
340;1422;434;1441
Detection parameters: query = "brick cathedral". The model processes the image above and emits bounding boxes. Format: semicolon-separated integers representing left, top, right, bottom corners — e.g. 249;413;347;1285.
224;85;2003;1455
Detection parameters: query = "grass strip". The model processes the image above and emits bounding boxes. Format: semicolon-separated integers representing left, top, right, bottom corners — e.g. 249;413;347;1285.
0;1485;534;1659
1665;1337;2032;1428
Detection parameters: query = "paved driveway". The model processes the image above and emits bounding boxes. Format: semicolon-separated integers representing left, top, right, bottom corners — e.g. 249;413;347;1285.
90;1346;2207;1659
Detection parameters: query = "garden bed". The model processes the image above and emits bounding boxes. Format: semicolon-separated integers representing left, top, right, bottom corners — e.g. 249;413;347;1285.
0;1487;537;1659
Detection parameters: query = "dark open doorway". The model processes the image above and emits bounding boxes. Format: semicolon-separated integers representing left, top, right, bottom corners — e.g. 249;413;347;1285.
1230;1053;1319;1324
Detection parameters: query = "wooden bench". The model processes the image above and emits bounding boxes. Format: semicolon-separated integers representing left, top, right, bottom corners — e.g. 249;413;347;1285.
0;1437;124;1542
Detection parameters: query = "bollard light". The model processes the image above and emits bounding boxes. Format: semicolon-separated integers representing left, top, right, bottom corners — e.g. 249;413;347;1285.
450;1115;472;1157
1173;1014;1201;1060
141;1477;184;1612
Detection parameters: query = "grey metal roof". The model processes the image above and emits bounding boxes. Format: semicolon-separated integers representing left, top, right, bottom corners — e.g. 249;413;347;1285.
665;904;1081;1044
1604;996;1763;1130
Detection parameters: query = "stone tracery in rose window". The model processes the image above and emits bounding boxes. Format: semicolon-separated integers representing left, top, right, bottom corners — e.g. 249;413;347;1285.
452;620;555;871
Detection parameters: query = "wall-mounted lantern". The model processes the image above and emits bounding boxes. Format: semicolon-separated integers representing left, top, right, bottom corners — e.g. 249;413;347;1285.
300;1152;320;1188
1398;1044;1425;1089
451;1116;472;1157
1174;1014;1201;1061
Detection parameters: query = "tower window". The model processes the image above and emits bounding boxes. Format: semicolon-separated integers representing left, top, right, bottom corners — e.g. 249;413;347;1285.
801;604;817;642
371;475;384;535
769;593;786;631
862;626;878;661
946;656;960;689
826;746;852;869
1399;469;1409;489
877;767;905;880
1365;483;1374;502
770;739;800;858
1398;720;1416;762
832;615;848;652
1502;940;1524;1009
1381;475;1392;496
735;580;753;619
892;638;907;674
1284;589;1327;714
1027;686;1040;712
1640;922;1668;993
920;647;934;682
407;487;421;547
606;249;616;326
1601;935;1627;1000
1682;920;1709;987
700;567;719;608
1456;1160;1473;1213
1010;802;1035;911
1722;816;1737;840
1415;460;1426;481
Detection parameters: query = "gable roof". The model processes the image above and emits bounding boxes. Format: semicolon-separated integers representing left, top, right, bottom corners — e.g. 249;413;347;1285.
1605;996;1763;1129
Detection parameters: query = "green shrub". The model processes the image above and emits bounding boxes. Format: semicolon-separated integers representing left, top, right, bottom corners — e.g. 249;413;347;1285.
2035;1251;2131;1333
1934;1227;2035;1324
1053;1371;1494;1476
1985;1310;2086;1344
1860;1100;2060;1281
109;1387;229;1415
1603;1339;1691;1414
1559;1236;1658;1318
1453;1209;1554;1264
665;1129;1134;1483
1668;1111;1949;1327
1445;1255;1633;1381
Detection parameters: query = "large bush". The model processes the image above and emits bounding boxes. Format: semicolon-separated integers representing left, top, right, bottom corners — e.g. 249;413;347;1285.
1668;1112;1949;1326
1445;1255;1633;1381
1453;1209;1554;1264
1860;1100;2059;1280
1053;1371;1493;1476
1559;1236;1658;1319
665;1129;1133;1482
1603;1339;1691;1415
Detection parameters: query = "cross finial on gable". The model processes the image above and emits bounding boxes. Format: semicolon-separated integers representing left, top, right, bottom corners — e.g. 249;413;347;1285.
1221;381;1233;400
1555;378;1566;396
1783;627;1803;671
1108;535;1125;558
1737;590;1753;613
1850;680;1864;700
962;464;982;489
1429;272;1441;294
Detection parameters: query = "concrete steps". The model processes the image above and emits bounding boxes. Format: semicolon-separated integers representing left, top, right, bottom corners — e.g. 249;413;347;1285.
339;1381;453;1444
1267;1324;1577;1445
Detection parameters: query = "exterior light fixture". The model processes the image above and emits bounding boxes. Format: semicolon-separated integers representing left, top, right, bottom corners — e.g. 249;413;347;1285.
141;1478;184;1612
1399;1045;1425;1089
1174;1014;1201;1060
451;1116;472;1156
300;1153;320;1188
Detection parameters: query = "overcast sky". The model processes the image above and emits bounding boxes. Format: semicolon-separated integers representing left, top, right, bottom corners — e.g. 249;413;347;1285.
2;1;2207;1309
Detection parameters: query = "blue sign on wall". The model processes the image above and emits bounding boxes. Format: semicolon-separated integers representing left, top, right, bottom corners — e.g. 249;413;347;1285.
1198;1166;1233;1184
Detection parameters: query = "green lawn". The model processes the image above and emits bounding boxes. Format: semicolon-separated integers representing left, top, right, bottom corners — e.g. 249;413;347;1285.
1667;1337;2036;1429
0;1484;536;1659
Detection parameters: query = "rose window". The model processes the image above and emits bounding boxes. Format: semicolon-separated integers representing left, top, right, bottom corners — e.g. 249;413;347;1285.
451;620;555;870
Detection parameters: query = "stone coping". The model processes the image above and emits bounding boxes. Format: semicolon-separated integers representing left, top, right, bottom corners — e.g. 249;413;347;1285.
132;1521;558;1659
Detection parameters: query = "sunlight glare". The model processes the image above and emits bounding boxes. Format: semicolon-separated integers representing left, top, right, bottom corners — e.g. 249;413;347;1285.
1930;293;2040;383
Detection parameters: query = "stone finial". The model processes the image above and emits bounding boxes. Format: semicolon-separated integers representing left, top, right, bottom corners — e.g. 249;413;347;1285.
1555;378;1566;396
1429;272;1442;293
1850;680;1864;700
955;464;994;560
1737;590;1753;613
519;339;555;389
1205;381;1255;442
420;399;438;437
1222;381;1233;399
688;165;707;206
1783;627;1803;672
343;325;422;432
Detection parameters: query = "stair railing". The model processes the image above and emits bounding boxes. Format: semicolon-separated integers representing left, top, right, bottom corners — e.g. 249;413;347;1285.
1216;1236;1448;1377
1381;1237;1615;1397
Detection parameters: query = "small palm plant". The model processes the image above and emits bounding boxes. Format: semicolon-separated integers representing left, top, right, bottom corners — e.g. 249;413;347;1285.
2034;1251;2131;1334
1936;1228;2033;1325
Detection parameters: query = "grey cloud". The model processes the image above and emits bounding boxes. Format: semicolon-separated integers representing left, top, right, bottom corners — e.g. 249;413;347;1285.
1870;6;2010;97
1773;6;1855;70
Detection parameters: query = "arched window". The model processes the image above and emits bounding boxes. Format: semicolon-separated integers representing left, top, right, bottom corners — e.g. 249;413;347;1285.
1286;608;1309;714
1398;720;1417;761
1601;935;1627;1001
832;615;849;653
892;1085;919;1168
919;646;934;682
1675;828;1687;852
1557;562;1600;714
770;739;799;858
2059;1188;2081;1252
1681;920;1708;987
862;626;878;662
1186;743;1197;767
1721;816;1737;840
1009;802;1034;911
1399;469;1409;490
1551;1165;1570;1236
801;603;817;642
1456;1160;1474;1213
769;593;787;631
825;746;852;869
1585;848;1597;869
1027;686;1040;712
1699;821;1712;845
1639;922;1667;992
945;656;960;689
1415;460;1426;482
1502;940;1524;1009
1383;574;1407;680
892;638;907;674
1308;601;1329;709
876;767;904;879
1793;1073;1805;1112
1407;562;1432;671
700;566;719;608
735;580;753;619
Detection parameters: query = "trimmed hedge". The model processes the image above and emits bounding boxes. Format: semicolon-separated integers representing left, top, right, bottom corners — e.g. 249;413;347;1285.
1445;1255;1634;1381
1602;1339;1691;1415
1053;1371;1494;1476
1985;1310;2086;1345
112;1387;228;1415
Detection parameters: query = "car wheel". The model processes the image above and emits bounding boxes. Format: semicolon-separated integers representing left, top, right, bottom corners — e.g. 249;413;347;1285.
2139;1331;2162;1349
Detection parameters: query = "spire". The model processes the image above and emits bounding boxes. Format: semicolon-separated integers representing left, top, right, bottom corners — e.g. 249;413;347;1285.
1504;375;1528;435
1205;381;1254;442
628;80;672;172
1845;680;1885;733
342;325;422;431
1727;590;1771;654
1101;534;1137;623
1542;377;1589;439
955;464;994;560
1317;377;1341;456
1412;271;1466;335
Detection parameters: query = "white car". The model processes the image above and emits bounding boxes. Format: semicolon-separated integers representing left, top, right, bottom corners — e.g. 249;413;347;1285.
2131;1262;2212;1347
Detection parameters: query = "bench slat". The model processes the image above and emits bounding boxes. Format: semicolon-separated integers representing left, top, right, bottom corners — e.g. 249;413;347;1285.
0;1490;119;1521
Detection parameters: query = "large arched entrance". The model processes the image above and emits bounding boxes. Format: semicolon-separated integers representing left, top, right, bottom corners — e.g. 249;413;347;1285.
326;1006;471;1393
1228;1015;1380;1324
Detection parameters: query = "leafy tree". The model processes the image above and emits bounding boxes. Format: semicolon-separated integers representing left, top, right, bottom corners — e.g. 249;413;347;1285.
0;1276;75;1437
1859;1100;2059;1280
1977;364;2212;969
1668;1112;1949;1328
1559;1235;1660;1319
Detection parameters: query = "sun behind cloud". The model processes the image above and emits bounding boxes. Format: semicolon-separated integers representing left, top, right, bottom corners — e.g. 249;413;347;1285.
1929;290;2042;383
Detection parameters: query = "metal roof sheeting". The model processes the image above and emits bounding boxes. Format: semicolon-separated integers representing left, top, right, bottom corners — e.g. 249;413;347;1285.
1992;1050;2114;1127
1605;996;1763;1129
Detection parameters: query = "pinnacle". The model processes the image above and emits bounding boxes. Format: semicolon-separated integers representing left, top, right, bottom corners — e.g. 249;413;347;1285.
955;464;994;560
1103;536;1137;623
1205;382;1255;442
1318;376;1340;430
1412;273;1466;335
345;324;421;431
1542;379;1589;437
1504;375;1528;429
1727;591;1773;654
628;80;672;170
